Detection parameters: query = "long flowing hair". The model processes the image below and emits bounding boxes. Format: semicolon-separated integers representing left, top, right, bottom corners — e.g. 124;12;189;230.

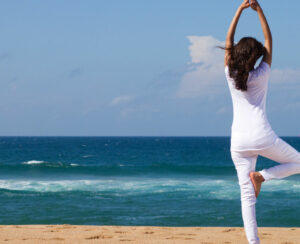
221;37;266;91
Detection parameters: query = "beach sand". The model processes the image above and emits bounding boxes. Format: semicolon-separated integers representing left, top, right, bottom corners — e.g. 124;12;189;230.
0;225;299;243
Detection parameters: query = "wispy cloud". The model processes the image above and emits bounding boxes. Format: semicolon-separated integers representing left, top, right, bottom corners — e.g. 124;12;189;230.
271;68;300;83
216;105;231;114
285;102;300;110
68;67;84;79
110;95;134;106
0;52;11;62
120;104;159;118
109;95;159;118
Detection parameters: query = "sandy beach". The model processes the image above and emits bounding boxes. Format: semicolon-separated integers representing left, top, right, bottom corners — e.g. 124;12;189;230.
0;225;299;243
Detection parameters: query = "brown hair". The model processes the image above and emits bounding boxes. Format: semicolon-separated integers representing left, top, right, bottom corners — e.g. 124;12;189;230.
221;37;266;91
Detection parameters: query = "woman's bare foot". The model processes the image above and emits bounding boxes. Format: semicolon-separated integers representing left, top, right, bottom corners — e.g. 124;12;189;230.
250;172;265;198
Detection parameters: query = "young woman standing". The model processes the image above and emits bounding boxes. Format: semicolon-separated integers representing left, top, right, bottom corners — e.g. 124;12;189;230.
224;0;300;243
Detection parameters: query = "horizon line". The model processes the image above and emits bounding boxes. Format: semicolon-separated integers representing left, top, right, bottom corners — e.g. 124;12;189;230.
0;135;299;138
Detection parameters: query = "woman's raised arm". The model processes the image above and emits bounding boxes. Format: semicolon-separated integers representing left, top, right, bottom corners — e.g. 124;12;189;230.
251;0;272;66
224;0;250;67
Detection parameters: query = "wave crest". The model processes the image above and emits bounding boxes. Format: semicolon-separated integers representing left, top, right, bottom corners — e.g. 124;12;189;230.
22;160;45;165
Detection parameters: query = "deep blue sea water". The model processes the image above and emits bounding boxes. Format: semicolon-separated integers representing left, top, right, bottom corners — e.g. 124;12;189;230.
0;136;300;227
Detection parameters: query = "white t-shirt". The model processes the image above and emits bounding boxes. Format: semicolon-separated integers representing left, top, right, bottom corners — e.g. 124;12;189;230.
225;61;278;151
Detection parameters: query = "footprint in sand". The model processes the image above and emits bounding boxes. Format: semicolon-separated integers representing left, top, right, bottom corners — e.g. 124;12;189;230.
50;237;65;241
60;226;76;229
86;235;113;240
222;228;236;232
165;236;182;240
86;235;100;240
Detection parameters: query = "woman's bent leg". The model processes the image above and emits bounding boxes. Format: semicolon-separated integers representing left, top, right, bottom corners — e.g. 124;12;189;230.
231;150;260;244
258;137;300;181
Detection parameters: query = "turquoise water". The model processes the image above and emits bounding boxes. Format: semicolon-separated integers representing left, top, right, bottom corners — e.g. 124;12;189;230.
0;136;300;227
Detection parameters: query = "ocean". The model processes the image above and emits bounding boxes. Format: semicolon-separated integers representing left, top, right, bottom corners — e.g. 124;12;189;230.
0;136;299;227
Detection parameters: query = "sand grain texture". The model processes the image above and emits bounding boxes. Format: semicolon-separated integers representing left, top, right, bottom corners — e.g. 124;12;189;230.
0;225;299;243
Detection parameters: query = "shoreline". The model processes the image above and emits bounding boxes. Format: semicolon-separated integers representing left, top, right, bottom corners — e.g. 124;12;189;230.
0;225;300;243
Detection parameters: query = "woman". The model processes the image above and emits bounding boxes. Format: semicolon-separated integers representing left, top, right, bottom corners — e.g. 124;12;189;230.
224;0;300;243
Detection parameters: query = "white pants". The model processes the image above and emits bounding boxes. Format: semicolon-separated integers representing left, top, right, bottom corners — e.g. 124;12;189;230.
231;137;300;244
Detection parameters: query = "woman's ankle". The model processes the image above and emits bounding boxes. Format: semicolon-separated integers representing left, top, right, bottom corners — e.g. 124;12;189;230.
257;172;265;182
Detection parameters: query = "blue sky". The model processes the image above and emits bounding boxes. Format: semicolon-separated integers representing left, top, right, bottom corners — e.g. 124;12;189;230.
0;0;299;136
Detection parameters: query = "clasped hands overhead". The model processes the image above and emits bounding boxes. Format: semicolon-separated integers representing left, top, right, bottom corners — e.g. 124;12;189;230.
240;0;261;11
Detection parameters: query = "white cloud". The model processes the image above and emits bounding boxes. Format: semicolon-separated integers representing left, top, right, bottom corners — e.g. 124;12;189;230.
177;35;300;98
110;95;134;106
187;36;224;65
176;36;226;98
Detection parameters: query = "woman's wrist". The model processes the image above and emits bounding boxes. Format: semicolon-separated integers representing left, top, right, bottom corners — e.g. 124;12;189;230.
257;7;263;13
238;6;245;12
239;5;245;11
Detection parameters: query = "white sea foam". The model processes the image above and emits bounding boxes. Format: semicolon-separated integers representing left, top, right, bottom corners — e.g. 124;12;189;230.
22;160;79;167
262;178;300;192
0;178;298;199
0;178;231;193
22;160;45;165
81;155;93;158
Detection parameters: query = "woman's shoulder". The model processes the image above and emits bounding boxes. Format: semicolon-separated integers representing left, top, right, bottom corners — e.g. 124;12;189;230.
224;65;229;75
250;61;271;79
255;60;271;72
224;65;232;80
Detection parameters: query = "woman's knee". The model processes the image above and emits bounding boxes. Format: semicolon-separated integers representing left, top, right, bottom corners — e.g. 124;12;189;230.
239;176;256;203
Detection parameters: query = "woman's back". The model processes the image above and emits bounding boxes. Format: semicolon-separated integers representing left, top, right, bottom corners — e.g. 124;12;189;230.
225;61;278;151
